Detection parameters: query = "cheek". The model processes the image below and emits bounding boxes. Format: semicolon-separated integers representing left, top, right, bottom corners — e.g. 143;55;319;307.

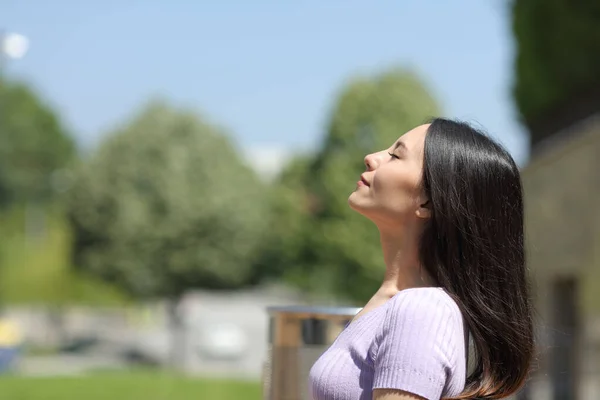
373;170;421;211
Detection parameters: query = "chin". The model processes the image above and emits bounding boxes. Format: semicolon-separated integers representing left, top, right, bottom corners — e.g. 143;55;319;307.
348;192;367;214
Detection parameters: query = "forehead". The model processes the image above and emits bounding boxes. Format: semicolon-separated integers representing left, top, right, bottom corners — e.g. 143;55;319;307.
395;123;429;153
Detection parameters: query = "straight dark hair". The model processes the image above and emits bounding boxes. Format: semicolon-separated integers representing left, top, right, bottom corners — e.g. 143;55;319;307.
420;118;534;399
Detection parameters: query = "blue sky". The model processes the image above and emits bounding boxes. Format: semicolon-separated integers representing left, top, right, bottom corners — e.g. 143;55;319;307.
2;0;528;174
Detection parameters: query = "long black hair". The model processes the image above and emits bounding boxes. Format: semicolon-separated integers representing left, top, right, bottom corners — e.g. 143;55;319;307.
420;118;534;399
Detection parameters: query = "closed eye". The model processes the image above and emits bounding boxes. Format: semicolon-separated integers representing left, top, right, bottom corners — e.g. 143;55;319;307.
388;152;400;160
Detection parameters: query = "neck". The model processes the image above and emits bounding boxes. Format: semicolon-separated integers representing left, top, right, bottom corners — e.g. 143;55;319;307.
376;223;436;299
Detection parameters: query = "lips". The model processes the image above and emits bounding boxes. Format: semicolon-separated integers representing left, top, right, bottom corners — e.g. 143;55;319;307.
360;174;370;187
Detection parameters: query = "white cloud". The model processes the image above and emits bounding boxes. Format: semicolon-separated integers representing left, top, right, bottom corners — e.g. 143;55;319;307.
243;145;292;181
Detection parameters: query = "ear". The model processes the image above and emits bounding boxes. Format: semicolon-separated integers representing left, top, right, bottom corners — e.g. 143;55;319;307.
416;199;432;219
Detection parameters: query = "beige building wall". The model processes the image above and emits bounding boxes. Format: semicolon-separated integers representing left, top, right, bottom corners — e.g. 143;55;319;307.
521;115;600;399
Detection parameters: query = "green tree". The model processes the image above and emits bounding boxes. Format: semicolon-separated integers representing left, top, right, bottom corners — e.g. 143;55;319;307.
283;69;441;303
250;154;314;285
66;100;268;367
0;78;76;207
0;77;77;310
512;0;600;143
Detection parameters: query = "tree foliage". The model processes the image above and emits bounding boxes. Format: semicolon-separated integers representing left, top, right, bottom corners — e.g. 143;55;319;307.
250;155;313;285
512;0;600;137
66;100;268;300
0;208;129;307
264;69;440;303
0;78;76;207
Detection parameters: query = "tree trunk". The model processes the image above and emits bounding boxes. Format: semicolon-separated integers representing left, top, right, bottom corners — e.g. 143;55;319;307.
167;296;188;372
47;306;67;348
25;201;46;244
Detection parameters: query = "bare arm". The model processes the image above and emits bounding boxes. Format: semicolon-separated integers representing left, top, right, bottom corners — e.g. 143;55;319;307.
373;388;429;400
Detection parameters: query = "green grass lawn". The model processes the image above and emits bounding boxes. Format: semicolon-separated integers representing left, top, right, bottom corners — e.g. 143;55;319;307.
0;372;262;400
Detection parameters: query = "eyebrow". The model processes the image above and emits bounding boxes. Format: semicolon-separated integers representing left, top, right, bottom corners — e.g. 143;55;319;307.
393;141;408;152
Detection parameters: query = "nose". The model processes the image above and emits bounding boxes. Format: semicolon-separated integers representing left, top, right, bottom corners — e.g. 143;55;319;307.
364;153;376;171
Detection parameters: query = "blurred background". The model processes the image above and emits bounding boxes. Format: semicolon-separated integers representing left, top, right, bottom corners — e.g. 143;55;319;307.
0;1;598;399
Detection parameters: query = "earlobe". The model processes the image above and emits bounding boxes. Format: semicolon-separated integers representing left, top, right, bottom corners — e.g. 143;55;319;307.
416;208;431;219
416;200;432;219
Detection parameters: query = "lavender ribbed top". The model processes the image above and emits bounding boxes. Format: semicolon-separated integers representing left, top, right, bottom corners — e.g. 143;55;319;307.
308;288;467;400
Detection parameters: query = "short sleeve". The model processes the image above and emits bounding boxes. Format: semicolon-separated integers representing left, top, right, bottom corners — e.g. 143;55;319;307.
373;289;464;400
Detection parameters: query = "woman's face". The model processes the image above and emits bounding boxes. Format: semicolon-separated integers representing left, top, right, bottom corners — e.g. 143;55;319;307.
348;124;430;228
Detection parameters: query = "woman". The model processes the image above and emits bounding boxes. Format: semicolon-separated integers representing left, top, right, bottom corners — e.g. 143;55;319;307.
308;118;534;400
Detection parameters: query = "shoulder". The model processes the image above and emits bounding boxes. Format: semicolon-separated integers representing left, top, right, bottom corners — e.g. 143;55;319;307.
378;287;465;358
373;288;467;398
385;287;462;325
